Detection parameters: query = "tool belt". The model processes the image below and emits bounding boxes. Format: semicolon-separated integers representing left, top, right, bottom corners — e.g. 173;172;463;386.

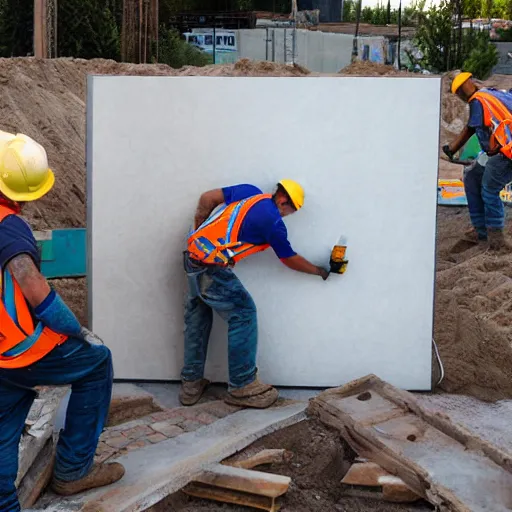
183;251;235;269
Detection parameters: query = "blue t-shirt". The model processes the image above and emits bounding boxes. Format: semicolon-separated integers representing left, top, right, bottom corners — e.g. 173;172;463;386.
469;88;512;152
0;213;40;270
221;184;296;260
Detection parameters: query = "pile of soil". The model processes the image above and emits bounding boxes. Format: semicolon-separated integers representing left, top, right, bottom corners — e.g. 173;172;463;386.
1;57;511;401
155;419;432;512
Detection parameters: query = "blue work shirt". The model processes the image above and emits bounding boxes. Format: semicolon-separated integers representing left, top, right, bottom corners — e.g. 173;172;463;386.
0;212;40;270
469;88;512;152
221;184;296;260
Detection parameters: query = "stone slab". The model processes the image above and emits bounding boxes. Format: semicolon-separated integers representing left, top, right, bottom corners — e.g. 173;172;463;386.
36;402;306;512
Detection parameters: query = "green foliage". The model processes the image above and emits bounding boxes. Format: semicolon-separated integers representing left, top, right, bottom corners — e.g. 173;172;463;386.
463;32;499;79
157;28;212;68
58;0;120;60
0;0;33;57
414;0;498;76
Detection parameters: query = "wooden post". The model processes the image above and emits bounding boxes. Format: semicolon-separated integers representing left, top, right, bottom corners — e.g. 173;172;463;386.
34;0;44;58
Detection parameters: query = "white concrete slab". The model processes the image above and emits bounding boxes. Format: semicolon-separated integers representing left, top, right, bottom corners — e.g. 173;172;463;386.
88;76;440;389
37;402;307;512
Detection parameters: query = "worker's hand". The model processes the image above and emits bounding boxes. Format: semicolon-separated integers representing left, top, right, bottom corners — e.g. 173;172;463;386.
442;144;455;161
317;267;330;281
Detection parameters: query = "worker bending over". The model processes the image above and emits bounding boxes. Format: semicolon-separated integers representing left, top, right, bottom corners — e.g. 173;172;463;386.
444;72;512;251
180;180;329;409
0;132;124;512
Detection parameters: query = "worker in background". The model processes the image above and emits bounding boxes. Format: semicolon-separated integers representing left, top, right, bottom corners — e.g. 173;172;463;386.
0;132;124;512
443;72;512;251
180;181;329;409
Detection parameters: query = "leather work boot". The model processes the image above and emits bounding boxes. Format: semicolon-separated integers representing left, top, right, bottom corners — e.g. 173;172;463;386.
488;228;512;252
51;462;125;496
225;379;279;409
179;378;210;406
450;228;487;254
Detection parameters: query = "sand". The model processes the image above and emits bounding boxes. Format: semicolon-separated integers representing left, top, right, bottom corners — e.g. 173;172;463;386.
1;58;511;401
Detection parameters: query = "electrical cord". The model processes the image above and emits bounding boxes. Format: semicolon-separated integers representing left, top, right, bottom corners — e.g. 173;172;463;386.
432;338;445;387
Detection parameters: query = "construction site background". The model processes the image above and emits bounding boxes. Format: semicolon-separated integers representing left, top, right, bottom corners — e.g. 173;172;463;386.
0;56;506;402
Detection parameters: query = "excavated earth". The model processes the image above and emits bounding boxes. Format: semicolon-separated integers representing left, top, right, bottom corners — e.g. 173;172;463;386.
2;57;512;400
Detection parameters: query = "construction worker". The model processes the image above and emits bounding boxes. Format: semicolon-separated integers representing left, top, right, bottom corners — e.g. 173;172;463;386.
180;180;329;409
0;132;124;512
444;72;512;251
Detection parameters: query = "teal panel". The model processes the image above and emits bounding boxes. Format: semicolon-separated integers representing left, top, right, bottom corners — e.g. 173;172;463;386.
460;134;481;161
37;229;86;279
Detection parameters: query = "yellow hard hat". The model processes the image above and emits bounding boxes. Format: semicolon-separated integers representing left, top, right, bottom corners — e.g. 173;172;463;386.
279;179;304;210
451;72;473;94
0;133;54;202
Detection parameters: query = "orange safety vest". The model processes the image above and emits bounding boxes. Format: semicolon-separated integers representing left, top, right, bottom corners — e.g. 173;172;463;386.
471;90;512;159
187;194;272;266
0;205;66;368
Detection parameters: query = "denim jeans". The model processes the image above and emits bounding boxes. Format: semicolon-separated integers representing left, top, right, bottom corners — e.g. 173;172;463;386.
181;255;258;389
0;338;113;512
464;154;512;235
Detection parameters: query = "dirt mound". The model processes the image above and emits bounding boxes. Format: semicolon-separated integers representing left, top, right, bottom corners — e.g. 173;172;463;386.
340;61;403;76
2;57;512;401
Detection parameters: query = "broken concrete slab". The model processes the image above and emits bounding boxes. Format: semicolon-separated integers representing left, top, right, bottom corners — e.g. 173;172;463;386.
192;463;290;498
415;394;512;459
308;374;512;512
17;387;68;487
36;402;306;512
18;437;56;509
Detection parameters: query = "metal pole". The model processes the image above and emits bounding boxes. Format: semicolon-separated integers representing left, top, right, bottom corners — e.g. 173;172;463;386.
266;27;269;60
284;28;287;64
213;24;216;64
272;29;275;62
351;0;362;63
397;0;402;69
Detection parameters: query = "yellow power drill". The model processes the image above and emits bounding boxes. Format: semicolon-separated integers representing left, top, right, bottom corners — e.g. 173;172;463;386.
329;238;349;276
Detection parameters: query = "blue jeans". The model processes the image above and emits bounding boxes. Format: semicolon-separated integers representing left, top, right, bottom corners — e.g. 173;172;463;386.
464;154;512;235
181;255;258;389
0;338;113;512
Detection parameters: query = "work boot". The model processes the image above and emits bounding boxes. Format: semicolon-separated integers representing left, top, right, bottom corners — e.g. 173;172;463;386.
51;462;125;496
225;379;279;409
488;228;512;252
179;378;210;406
450;228;487;254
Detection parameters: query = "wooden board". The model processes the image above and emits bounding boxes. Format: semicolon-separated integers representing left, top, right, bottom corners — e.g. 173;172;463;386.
308;374;512;512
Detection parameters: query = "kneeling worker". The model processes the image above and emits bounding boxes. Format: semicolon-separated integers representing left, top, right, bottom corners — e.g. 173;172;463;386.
180;181;329;409
0;132;124;512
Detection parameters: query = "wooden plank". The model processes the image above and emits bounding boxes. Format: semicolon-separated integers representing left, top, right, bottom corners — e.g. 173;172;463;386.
341;462;420;503
18;437;56;509
194;463;290;498
225;449;293;469
308;374;512;512
183;482;280;512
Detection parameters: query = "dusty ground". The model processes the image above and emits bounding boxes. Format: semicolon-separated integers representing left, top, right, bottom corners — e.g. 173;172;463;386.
157;419;433;512
1;57;511;401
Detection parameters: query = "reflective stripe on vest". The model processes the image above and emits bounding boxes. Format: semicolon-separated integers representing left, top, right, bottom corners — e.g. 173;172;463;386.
472;91;512;159
0;205;66;368
187;194;272;266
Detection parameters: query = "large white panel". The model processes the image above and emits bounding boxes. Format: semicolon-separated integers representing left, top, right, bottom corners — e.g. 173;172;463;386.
87;76;440;389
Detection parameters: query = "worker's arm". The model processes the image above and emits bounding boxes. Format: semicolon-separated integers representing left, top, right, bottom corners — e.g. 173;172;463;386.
281;255;329;280
444;125;475;158
7;254;82;337
194;189;225;230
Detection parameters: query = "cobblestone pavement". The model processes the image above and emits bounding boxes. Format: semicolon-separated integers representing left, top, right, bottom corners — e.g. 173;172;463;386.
95;400;242;463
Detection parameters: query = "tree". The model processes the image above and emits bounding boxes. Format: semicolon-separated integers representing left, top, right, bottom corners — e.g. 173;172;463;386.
0;0;33;57
156;28;212;67
386;0;391;24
